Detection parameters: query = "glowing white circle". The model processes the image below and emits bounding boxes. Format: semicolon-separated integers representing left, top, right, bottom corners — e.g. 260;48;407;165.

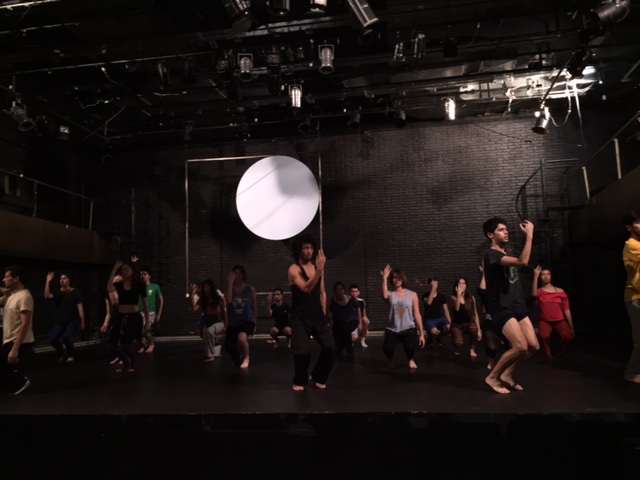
236;155;319;240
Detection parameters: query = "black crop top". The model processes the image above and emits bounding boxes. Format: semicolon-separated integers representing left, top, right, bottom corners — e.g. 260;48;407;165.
114;281;147;305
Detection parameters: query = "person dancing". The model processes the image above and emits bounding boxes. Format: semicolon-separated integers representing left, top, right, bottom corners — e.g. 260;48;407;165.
224;265;257;368
328;281;361;358
482;217;539;394
288;234;336;391
189;279;227;363
532;266;575;360
380;264;425;369
448;277;482;358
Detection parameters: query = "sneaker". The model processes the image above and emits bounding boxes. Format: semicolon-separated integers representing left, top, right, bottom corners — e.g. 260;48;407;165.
360;339;368;348
13;378;31;395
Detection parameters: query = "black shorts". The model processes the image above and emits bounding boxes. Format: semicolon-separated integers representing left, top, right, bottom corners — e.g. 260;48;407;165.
274;323;290;335
492;306;529;332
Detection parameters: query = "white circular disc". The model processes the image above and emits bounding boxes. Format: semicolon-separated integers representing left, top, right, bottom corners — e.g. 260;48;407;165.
236;155;319;240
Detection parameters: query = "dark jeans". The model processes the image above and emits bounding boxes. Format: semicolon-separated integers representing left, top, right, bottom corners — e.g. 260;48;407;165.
0;341;33;394
290;314;336;386
49;319;80;358
383;328;419;361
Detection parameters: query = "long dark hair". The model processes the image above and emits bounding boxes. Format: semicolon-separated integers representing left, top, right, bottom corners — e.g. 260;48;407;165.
200;279;221;309
452;277;475;318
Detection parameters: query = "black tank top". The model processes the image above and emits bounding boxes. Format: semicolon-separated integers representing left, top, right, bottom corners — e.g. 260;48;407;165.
291;263;323;317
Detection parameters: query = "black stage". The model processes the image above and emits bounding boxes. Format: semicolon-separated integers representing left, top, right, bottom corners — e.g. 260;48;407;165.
1;333;639;479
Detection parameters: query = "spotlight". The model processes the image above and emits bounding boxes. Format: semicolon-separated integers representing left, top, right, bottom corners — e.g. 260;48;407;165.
393;109;406;128
443;97;456;120
566;47;592;78
298;114;312;134
411;32;426;58
580;0;630;43
222;0;251;20
309;0;327;14
347;111;361;130
532;107;550;135
393;32;405;63
269;0;290;16
266;52;281;77
9;100;35;132
59;124;70;141
347;0;379;29
289;84;302;109
318;45;334;74
238;53;254;82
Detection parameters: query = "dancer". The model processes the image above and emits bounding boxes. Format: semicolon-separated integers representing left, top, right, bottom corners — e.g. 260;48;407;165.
189;280;227;363
138;267;164;353
0;266;34;395
482;217;539;394
381;264;425;369
106;258;149;373
101;274;122;364
224;265;257;368
448;277;482;358
477;263;503;370
422;277;451;345
266;287;292;347
328;281;361;357
622;211;640;384
532;266;575;360
288;234;336;391
44;272;85;363
349;283;370;347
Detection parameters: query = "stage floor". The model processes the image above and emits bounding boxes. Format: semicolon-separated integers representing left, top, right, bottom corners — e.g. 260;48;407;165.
2;333;639;479
2;331;638;416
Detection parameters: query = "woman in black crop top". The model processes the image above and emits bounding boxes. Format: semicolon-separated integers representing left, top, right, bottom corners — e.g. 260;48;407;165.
106;258;149;372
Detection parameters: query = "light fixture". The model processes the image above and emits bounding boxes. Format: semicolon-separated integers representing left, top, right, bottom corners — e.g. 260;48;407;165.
580;0;630;43
298;114;312;134
59;124;70;141
222;0;251;20
309;0;327;14
347;111;361;130
266;51;281;77
289;84;302;109
393;109;406;128
393;32;405;62
532;106;550;134
318;44;334;74
238;53;254;82
268;0;290;16
9;100;35;132
443;97;456;120
411;32;426;58
565;46;592;78
347;0;379;29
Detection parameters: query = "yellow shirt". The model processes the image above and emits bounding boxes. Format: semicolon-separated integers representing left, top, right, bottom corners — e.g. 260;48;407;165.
2;288;35;345
623;237;640;302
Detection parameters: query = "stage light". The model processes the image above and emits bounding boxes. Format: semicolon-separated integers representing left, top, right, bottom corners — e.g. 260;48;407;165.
532;107;550;135
580;0;630;43
443;97;456;120
393;109;406;128
289;84;302;109
298;114;312;134
318;45;334;74
309;0;327;14
269;0;290;16
393;32;405;63
347;111;361;130
411;32;426;58
566;46;592;78
347;0;378;29
266;52;281;76
238;53;254;82
9;100;35;132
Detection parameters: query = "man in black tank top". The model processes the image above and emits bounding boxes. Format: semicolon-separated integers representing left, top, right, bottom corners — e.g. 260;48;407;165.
288;234;336;391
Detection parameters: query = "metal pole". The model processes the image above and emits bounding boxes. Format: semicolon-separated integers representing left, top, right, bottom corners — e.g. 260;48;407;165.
185;157;190;297
582;166;590;200
614;137;622;179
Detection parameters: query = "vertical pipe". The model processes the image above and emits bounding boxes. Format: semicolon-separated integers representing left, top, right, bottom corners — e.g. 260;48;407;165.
32;182;37;217
614;137;622;179
540;156;551;265
582;166;590;200
317;121;323;250
185;158;190;297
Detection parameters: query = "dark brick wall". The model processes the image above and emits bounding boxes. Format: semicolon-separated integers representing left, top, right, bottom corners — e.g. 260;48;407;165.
119;108;639;336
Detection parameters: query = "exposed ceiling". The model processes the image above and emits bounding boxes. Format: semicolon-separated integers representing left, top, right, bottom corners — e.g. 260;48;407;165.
1;0;639;150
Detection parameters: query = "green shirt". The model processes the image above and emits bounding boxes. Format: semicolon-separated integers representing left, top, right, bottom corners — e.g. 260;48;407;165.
139;283;163;312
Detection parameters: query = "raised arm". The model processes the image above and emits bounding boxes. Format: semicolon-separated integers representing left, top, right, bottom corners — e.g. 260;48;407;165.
188;283;200;311
287;250;326;294
499;220;534;268
380;264;391;301
44;271;55;299
531;265;541;298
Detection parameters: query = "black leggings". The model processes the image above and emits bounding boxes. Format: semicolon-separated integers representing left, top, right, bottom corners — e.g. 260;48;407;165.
383;328;419;361
113;312;143;367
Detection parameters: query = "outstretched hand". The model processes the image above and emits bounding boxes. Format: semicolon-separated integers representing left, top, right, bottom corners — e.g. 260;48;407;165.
533;265;542;277
519;220;534;237
46;271;55;282
380;264;392;279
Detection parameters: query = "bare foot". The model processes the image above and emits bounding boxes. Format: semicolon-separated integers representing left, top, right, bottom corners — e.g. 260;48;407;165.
292;385;305;391
145;344;155;353
485;376;510;394
500;374;524;391
408;359;418;369
127;367;136;373
314;382;327;389
109;358;120;365
470;348;478;358
204;357;215;363
65;357;75;364
137;347;146;354
267;339;276;344
240;357;250;369
487;359;495;370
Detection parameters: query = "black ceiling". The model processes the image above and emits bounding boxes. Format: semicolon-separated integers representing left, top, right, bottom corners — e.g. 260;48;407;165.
1;0;639;150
